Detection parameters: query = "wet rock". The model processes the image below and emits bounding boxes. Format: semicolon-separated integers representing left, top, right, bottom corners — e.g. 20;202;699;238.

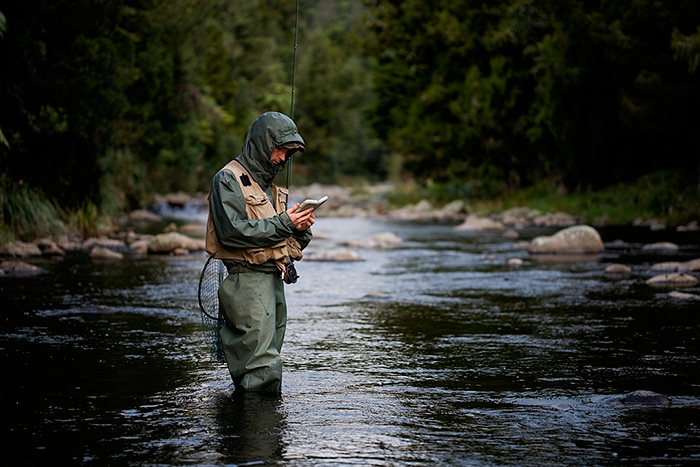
496;207;582;228
531;211;578;227
642;242;679;251
650;261;682;272
179;224;207;238
82;237;126;251
90;246;124;260
646;273;699;287
677;221;699;232
129;238;151;254
123;209;162;224
37;240;65;257
528;225;604;255
0;241;42;258
633;218;667;231
341;232;402;249
56;236;83;252
498;207;542;228
147;232;205;254
621;390;670;407
362;292;391;300
668;290;700;301
1;260;47;275
439;200;467;217
605;263;631;277
503;229;519;240
388;200;433;221
650;259;700;272
679;258;700;272
454;215;506;232
304;249;364;262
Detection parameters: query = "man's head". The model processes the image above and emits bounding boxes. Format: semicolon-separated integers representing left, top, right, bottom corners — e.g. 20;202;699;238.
237;112;305;188
271;141;305;165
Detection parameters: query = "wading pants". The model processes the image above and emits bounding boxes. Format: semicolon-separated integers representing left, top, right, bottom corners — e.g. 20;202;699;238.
218;271;287;392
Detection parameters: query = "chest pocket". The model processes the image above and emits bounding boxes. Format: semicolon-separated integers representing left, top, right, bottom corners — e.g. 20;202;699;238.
243;194;276;220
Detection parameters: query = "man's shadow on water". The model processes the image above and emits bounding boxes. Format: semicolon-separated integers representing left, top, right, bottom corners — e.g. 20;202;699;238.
213;389;286;464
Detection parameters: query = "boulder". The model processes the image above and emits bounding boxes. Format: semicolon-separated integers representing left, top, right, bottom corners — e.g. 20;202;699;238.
605;263;632;277
679;258;700;272
652;259;700;272
82;237;126;251
147;232;205;254
454;215;505;232
90;246;124;260
38;241;65;257
650;261;681;272
125;209;162;223
646;273;699;287
304;249;364;262
642;242;679;251
129;239;151;254
531;211;578;227
341;232;402;249
668;291;700;301
528;225;604;255
503;229;519;240
1;260;47;275
438;199;467;217
179;224;207;237
0;241;42;258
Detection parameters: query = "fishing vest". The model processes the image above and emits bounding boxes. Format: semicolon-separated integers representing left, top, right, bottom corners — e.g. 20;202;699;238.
205;160;303;273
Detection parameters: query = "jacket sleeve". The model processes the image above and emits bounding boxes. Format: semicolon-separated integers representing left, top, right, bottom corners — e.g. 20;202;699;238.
210;170;296;249
294;228;313;251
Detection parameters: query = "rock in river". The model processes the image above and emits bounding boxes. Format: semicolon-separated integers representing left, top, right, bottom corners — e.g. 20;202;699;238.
148;232;205;254
621;390;671;407
528;225;604;255
646;273;699;287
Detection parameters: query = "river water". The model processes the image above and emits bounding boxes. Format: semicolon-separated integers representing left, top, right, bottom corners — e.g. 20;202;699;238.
2;214;700;466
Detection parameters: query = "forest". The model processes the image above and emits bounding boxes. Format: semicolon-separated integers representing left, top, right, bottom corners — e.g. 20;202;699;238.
1;0;699;241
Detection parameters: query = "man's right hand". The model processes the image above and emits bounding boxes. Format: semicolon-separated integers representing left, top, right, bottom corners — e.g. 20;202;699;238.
286;204;315;231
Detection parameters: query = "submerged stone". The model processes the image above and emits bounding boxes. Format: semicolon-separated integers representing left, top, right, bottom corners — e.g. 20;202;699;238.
621;390;670;407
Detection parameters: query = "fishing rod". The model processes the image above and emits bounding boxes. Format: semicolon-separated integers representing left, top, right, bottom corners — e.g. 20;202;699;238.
282;0;303;285
286;0;300;196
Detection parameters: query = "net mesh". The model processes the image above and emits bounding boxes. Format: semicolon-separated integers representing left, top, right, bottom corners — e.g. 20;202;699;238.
198;256;228;363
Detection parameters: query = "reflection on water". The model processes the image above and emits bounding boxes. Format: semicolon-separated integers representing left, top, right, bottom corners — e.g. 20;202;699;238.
1;217;700;465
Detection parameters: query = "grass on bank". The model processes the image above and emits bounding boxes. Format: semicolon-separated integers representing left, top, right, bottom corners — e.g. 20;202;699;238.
1;170;698;245
0;178;113;244
389;170;700;227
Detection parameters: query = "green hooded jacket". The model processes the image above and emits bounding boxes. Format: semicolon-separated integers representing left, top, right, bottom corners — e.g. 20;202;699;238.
209;112;312;274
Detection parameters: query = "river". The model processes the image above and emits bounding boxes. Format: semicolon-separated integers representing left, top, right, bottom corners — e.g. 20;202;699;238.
1;214;700;466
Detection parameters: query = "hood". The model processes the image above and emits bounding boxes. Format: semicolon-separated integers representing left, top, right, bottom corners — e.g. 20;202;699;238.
236;112;305;190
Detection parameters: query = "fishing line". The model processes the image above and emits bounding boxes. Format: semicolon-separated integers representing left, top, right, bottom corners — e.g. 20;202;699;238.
286;0;300;198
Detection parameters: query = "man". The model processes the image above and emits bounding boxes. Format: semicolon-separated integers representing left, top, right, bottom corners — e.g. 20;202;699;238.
205;111;315;392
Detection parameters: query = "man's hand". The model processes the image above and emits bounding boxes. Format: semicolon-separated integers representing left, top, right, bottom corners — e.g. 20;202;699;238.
287;203;315;231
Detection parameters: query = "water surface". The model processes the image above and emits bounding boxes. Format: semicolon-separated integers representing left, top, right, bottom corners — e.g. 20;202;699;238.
1;216;700;465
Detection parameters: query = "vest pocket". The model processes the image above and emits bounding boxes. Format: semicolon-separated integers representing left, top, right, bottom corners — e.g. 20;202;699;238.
242;241;288;265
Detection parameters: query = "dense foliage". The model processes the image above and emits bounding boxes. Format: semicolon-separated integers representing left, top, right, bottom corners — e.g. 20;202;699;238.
367;0;700;195
1;0;699;236
0;0;376;216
